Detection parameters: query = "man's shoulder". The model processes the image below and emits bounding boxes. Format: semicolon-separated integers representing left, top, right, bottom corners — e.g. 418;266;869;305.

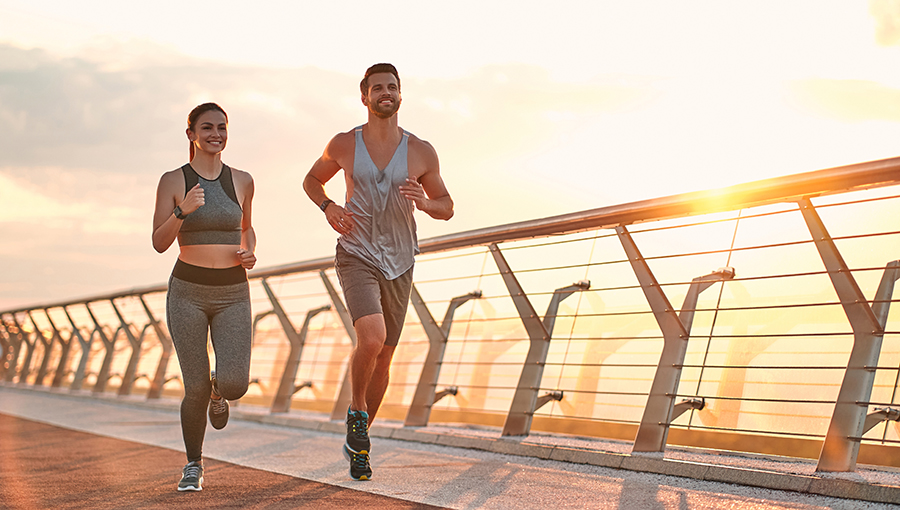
325;129;358;158
406;132;437;159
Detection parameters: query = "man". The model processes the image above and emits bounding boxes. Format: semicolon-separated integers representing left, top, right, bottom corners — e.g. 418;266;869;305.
303;63;454;481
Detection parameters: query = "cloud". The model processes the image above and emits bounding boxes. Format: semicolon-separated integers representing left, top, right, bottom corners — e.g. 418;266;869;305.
871;0;900;46
788;79;900;122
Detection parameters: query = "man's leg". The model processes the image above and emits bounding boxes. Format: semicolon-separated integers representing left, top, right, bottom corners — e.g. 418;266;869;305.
365;344;396;423
349;313;386;413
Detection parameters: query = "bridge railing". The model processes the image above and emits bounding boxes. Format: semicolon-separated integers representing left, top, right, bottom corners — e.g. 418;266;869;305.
2;156;900;473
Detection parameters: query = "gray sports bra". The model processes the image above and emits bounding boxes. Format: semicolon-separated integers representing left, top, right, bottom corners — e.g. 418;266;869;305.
177;164;243;246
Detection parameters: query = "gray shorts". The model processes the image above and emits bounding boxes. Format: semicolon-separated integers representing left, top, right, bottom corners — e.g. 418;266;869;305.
335;244;413;347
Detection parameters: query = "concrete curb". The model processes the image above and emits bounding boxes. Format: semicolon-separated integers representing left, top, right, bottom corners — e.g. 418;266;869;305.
4;384;899;505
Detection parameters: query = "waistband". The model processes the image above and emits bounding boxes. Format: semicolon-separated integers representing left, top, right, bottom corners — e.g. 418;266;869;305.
172;259;247;286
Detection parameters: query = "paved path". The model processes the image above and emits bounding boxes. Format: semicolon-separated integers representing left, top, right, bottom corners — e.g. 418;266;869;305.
1;385;897;509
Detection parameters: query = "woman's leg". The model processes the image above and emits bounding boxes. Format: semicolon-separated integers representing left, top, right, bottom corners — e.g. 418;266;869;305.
208;282;252;401
167;277;213;463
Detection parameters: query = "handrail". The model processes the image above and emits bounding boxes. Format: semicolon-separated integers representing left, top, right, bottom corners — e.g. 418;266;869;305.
4;155;899;315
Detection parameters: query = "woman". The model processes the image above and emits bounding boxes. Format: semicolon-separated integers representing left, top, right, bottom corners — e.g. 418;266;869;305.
152;102;256;492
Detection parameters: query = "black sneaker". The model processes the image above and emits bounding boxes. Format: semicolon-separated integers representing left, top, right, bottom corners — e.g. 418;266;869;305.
209;372;229;430
345;408;370;454
345;408;371;480
343;443;372;481
177;461;203;492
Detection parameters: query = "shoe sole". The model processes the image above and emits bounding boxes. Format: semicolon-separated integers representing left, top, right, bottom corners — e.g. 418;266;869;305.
343;443;372;481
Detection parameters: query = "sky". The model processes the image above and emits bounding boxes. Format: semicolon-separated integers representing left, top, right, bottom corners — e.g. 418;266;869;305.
1;0;899;310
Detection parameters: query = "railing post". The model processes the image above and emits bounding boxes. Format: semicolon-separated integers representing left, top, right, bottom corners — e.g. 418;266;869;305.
263;277;331;413
618;226;733;452
44;309;72;388
28;310;55;386
138;295;173;399
318;270;359;421
405;286;481;427
491;243;571;437
12;313;36;384
798;198;897;472
65;306;93;391
110;298;143;396
85;302;119;394
0;321;8;380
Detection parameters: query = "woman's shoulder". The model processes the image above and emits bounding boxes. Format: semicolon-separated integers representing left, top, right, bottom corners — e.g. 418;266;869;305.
228;165;254;188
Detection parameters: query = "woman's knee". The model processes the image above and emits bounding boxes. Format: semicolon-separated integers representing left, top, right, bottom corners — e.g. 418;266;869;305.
216;376;248;400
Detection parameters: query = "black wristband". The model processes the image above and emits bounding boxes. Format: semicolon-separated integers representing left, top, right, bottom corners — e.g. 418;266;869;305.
319;199;334;212
173;205;188;220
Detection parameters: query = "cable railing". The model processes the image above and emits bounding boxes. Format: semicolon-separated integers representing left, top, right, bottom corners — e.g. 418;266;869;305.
2;156;900;473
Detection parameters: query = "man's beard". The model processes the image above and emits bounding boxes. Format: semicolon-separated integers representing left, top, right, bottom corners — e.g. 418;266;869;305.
369;98;400;119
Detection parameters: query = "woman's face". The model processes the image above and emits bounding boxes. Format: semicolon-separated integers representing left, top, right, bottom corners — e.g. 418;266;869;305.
188;110;228;155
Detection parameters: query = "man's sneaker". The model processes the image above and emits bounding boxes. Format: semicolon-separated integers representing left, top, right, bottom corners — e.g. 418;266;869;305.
343;443;372;480
345;408;371;480
177;461;203;491
208;372;229;430
345;408;370;455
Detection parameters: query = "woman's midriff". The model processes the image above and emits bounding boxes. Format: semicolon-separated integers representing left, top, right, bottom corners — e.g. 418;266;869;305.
179;245;243;269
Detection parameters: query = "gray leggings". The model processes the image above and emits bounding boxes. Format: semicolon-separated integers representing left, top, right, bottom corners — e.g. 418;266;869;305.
166;267;251;463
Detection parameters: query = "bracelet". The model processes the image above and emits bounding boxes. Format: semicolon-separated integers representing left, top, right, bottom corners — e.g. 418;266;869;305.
173;205;188;220
319;199;334;212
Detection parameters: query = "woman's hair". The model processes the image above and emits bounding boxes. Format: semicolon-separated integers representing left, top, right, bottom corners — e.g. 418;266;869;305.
187;102;228;160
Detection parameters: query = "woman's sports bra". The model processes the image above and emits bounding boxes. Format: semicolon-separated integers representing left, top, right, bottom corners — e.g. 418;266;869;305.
177;164;243;246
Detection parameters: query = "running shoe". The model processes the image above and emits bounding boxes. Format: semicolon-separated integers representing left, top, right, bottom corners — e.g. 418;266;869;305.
343;443;372;481
177;461;203;492
208;371;229;430
345;408;372;480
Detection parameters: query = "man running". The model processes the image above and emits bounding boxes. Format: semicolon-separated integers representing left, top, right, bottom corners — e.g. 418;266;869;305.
303;63;454;480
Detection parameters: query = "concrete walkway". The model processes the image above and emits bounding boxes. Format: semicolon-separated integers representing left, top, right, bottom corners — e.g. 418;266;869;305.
2;384;899;509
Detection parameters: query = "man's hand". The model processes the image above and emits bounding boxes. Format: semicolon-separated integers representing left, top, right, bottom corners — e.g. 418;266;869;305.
399;178;428;210
324;203;355;235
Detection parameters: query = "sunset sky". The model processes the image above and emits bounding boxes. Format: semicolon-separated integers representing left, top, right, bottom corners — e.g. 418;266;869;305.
1;0;899;310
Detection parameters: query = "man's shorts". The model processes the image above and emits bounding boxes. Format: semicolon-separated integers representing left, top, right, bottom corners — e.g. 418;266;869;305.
334;244;413;347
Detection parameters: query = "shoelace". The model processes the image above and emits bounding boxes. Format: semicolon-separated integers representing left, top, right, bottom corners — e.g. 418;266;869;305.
348;414;368;441
183;464;201;479
210;397;227;415
350;451;369;472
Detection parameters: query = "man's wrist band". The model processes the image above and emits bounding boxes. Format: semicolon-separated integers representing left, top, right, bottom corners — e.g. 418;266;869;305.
320;199;334;212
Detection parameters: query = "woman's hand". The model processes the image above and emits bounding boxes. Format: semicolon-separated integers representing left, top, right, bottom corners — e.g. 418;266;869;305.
237;248;256;269
180;184;205;215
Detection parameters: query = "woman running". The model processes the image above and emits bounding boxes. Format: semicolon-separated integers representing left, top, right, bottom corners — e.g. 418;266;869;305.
152;102;256;492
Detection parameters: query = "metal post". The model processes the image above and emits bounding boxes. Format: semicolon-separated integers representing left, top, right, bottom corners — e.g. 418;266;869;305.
45;309;73;388
319;270;359;421
85;302;118;394
110;298;143;396
12;314;36;384
802;197;897;472
28;310;55;386
4;314;26;382
619;226;733;452
65;306;93;391
0;319;12;379
139;295;174;399
491;243;557;437
405;286;481;427
264;276;332;413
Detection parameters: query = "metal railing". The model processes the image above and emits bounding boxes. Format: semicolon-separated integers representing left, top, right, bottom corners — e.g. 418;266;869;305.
2;156;900;473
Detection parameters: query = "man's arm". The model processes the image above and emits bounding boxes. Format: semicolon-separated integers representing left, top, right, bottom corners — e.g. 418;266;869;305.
400;138;454;220
304;133;356;235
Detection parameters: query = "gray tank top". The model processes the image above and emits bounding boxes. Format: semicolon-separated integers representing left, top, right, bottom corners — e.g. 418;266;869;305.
338;126;418;280
177;164;243;246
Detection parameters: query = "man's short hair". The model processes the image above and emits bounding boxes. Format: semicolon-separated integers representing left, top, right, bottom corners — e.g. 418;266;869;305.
360;63;400;95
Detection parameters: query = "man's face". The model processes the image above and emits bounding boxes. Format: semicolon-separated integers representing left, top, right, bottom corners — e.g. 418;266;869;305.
363;72;401;119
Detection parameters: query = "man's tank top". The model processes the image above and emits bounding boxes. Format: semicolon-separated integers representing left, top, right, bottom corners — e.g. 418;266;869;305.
177;163;243;246
338;126;418;280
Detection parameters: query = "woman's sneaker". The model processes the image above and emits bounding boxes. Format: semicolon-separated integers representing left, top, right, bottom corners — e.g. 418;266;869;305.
177;461;203;491
208;372;229;430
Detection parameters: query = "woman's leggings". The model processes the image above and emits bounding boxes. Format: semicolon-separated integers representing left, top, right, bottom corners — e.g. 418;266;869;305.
166;260;251;463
